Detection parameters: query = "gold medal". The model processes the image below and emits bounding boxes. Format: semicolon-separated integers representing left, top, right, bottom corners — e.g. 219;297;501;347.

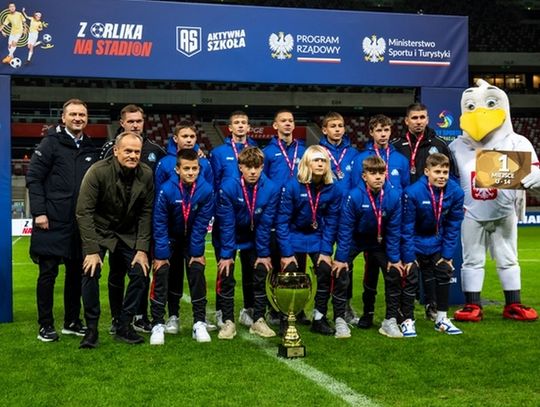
312;221;318;230
410;167;416;175
377;235;382;244
336;170;344;180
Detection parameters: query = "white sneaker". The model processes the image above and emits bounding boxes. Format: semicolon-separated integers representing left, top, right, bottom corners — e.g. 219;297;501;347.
192;321;211;343
218;320;236;340
164;315;179;334
400;318;417;338
249;317;276;338
334;317;352;339
215;310;224;328
434;317;463;335
150;324;165;345
239;308;254;327
378;318;403;338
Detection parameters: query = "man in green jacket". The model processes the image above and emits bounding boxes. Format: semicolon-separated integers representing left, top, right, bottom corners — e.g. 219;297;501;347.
76;131;154;349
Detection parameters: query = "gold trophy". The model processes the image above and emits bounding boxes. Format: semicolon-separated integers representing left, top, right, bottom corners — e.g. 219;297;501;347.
266;267;316;358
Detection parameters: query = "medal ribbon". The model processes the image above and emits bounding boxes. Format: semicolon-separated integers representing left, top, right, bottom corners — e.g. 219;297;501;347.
323;146;348;175
241;177;258;230
367;187;384;243
277;139;298;177
374;144;390;180
179;181;197;235
305;184;322;228
231;138;248;161
427;183;444;235
405;132;424;174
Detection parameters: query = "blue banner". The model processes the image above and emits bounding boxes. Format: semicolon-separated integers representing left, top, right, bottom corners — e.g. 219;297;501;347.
0;75;12;323
421;87;465;144
0;0;468;87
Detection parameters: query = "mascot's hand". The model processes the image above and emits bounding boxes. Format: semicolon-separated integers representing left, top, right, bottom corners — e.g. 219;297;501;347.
522;165;540;189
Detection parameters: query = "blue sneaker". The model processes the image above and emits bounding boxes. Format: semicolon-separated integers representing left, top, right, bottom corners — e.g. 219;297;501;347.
434;317;463;335
400;318;417;338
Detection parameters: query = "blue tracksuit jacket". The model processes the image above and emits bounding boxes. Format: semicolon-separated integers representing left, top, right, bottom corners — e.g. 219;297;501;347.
276;178;342;257
319;135;359;191
209;136;258;188
216;173;280;259
352;142;410;192
153;173;214;259
401;176;464;263
334;181;402;263
262;137;306;187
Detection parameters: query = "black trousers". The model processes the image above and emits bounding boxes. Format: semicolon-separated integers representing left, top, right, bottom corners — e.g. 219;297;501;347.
296;252;348;320
399;263;419;321
151;256;207;325
82;242;145;329
36;255;83;327
216;248;269;322
417;252;452;312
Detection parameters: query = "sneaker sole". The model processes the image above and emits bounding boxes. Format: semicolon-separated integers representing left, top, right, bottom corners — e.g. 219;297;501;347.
132;326;152;333
193;334;212;343
378;328;403;338
164;328;179;334
335;333;352;339
217;332;237;340
249;328;276;338
61;329;86;337
37;335;59;342
150;340;165;345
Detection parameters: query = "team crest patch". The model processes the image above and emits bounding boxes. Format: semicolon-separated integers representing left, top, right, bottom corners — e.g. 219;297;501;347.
148;152;157;162
428;147;439;155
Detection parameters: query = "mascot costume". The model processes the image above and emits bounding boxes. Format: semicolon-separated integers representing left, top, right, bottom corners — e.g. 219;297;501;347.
449;79;539;322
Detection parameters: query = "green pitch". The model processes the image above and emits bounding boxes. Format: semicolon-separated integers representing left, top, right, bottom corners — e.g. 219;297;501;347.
2;229;539;406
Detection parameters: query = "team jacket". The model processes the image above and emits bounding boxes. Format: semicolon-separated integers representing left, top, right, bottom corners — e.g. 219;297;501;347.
26;129;98;259
153;173;214;259
334;181;402;263
154;138;214;191
216;174;279;259
319;135;358;191
276;178;342;257
262;137;306;187
209;136;258;188
100;136;166;173
391;126;454;183
353;142;410;192
401;176;464;263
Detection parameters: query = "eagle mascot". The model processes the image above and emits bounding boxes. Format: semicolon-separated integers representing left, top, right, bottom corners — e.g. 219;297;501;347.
449;79;540;322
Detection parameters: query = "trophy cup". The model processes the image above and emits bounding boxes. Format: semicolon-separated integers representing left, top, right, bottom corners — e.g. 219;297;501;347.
266;266;316;358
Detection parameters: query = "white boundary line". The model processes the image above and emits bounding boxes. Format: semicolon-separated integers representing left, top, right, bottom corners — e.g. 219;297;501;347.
12;237;22;246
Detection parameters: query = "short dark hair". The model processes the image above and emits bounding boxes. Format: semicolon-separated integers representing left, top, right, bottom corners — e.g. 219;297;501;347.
273;109;294;121
229;110;248;123
120;104;144;120
362;156;387;173
368;114;392;131
425;153;450;168
176;148;199;166
62;98;87;112
238;147;264;168
405;102;428;117
174;120;197;136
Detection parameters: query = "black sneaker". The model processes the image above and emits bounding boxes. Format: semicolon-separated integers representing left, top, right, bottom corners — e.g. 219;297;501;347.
310;317;335;336
62;320;87;336
296;310;311;326
115;325;144;344
357;313;374;329
37;325;59;342
79;328;99;349
109;318;120;335
132;315;152;333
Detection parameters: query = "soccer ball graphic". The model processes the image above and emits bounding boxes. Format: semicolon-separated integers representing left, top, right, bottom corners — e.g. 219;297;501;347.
90;23;105;38
42;33;52;43
9;57;22;69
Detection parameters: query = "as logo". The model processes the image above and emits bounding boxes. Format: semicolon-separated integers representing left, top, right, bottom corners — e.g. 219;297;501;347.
437;110;454;129
362;35;385;63
176;26;201;57
269;32;293;60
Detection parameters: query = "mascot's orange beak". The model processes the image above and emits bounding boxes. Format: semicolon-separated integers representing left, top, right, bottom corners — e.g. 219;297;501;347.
460;108;506;142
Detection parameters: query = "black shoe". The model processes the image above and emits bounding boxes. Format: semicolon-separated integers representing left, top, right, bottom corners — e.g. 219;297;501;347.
296;310;311;326
109;318;120;335
357;314;374;329
37;325;59;342
115;325;144;344
132;315;152;333
343;302;359;324
79;328;99;349
62;320;87;337
310;317;335;335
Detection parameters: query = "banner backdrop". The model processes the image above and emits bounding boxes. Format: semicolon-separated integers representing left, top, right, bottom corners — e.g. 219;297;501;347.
0;0;468;87
421;87;465;144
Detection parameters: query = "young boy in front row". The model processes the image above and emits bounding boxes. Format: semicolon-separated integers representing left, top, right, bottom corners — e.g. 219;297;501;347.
332;156;405;338
216;147;280;340
151;149;215;345
401;153;464;337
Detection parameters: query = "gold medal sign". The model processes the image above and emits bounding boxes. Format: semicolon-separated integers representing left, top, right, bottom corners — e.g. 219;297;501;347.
475;150;531;189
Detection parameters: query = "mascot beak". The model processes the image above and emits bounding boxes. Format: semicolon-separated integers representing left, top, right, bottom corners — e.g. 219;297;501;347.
460;108;506;142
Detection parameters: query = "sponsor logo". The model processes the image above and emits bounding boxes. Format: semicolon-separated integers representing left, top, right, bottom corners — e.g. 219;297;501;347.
176;26;201;57
269;31;341;63
436;110;453;129
207;29;246;52
269;32;294;60
362;35;386;63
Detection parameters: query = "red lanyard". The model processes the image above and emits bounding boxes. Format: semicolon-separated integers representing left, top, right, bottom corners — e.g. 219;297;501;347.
305;183;322;230
231;138;247;161
323;146;348;179
277;139;298;177
405;132;424;174
179;181;196;236
427;183;444;235
367;187;384;243
240;177;258;231
374;144;390;180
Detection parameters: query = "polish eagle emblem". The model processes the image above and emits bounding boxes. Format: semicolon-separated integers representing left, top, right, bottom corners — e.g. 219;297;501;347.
362;35;386;63
269;32;294;60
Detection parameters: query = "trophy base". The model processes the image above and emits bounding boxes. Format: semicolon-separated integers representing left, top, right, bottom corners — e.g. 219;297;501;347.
278;344;306;358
